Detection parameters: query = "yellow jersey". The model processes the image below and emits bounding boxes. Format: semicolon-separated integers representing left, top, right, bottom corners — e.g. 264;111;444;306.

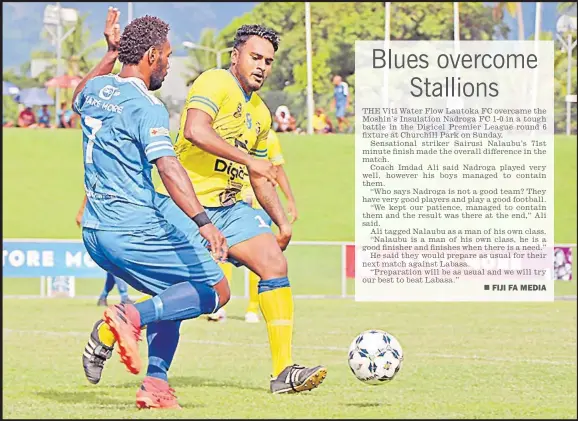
242;130;285;210
312;113;328;131
155;68;271;207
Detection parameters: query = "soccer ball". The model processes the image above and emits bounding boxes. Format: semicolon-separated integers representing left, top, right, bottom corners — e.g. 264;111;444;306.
348;330;403;385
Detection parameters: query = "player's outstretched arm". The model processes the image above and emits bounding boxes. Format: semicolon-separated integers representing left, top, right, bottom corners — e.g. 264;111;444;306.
276;165;298;223
250;173;292;251
184;109;277;186
156;156;228;260
72;7;120;108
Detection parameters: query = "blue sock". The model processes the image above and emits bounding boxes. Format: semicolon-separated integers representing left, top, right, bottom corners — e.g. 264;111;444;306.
134;282;218;327
100;273;116;298
115;277;129;300
146;320;181;382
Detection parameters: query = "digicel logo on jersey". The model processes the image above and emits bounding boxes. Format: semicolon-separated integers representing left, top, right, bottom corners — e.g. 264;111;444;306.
214;159;247;181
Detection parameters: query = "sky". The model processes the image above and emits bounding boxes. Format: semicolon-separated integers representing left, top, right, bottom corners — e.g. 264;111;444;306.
2;2;258;70
1;2;570;72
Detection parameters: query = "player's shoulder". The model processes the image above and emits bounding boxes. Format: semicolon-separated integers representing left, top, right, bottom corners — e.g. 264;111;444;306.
194;68;234;88
84;74;165;107
116;76;165;106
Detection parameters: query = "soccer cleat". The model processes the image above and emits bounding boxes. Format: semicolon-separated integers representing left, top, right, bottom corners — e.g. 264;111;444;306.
136;376;182;409
97;297;108;307
82;320;114;384
121;297;134;305
103;303;142;375
270;364;327;394
207;308;226;322
244;311;260;323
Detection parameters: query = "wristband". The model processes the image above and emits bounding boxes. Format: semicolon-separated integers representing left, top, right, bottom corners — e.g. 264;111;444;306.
192;211;211;228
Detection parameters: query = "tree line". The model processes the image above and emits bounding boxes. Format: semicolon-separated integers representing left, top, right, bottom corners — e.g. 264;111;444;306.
3;2;576;133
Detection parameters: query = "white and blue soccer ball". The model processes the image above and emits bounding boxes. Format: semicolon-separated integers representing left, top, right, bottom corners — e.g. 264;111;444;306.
348;330;404;385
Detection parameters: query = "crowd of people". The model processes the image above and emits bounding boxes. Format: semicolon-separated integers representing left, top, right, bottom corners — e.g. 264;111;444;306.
271;74;353;135
4;76;354;134
3;101;78;129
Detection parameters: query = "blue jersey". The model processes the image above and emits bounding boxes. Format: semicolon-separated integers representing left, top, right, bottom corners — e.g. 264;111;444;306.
333;81;349;106
73;75;176;231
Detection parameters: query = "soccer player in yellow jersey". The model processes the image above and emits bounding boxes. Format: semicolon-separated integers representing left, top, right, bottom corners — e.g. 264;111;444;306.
209;129;298;323
153;24;326;394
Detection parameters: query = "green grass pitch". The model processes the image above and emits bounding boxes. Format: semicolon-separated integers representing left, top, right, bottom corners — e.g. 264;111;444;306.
2;128;577;418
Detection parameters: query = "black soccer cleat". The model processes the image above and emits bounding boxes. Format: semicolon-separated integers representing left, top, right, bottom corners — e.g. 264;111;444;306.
82;320;114;384
270;364;327;394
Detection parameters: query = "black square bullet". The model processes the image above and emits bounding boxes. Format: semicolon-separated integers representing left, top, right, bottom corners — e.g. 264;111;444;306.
484;285;490;291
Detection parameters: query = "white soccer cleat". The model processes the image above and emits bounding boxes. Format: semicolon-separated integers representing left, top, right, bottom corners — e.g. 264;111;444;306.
207;308;227;322
244;312;260;323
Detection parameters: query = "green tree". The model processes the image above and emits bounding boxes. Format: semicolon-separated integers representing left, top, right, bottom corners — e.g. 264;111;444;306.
217;2;508;127
528;31;577;134
184;28;230;86
557;2;576;14
493;2;524;40
2;69;47;122
36;12;107;78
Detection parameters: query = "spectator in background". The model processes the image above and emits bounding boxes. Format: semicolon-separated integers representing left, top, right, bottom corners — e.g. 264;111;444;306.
37;105;52;128
57;101;75;128
3;117;14;127
312;107;333;134
17;106;37;128
274;105;297;132
330;75;351;133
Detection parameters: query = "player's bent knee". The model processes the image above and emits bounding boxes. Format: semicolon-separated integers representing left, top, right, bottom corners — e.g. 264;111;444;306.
259;248;287;280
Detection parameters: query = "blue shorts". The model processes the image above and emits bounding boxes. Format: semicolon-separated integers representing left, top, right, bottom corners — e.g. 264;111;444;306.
82;222;224;297
335;103;346;118
155;194;273;267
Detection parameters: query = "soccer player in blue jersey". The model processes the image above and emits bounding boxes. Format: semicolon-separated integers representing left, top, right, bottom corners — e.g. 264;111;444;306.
73;8;276;409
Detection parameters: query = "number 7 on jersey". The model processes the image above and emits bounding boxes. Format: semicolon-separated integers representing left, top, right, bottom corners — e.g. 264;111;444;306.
84;116;103;164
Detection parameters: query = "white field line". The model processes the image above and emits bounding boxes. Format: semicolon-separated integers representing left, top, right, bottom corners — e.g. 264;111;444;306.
3;328;576;367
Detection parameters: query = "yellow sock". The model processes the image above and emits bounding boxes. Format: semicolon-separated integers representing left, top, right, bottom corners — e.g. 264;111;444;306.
97;295;151;346
259;285;294;377
246;271;260;314
97;320;117;347
219;262;234;311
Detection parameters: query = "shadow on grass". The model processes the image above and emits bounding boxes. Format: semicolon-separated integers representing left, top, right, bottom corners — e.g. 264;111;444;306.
110;375;265;392
36;389;135;409
36;384;206;409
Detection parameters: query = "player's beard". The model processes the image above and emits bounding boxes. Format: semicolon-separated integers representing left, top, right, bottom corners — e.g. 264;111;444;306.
240;72;263;93
149;62;166;91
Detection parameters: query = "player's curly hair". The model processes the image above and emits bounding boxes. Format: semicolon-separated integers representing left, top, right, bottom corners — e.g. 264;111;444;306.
119;16;170;65
233;24;280;52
